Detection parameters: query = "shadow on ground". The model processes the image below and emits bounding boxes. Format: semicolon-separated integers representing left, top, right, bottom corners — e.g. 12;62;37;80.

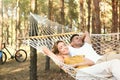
0;54;74;80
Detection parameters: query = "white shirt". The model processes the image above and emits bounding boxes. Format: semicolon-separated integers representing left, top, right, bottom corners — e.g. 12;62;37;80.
68;42;102;63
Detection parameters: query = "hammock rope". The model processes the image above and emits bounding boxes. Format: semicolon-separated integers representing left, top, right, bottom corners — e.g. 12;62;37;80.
22;13;120;80
23;32;120;55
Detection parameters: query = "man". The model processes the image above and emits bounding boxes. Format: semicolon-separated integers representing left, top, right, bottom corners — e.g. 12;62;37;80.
68;31;120;80
68;31;102;63
68;31;120;63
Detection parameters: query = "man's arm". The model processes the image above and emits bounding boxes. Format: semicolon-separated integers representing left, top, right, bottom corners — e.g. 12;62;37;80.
82;31;91;44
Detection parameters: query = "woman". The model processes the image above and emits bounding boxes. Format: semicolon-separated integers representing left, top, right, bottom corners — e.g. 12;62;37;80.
43;40;95;68
42;40;120;80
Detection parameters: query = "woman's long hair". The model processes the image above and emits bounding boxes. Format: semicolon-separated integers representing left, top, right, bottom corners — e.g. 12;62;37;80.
52;40;64;54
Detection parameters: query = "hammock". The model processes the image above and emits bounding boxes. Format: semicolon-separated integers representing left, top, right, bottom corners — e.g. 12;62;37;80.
22;13;120;80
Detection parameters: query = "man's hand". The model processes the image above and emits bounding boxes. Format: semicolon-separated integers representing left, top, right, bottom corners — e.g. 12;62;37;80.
83;31;91;44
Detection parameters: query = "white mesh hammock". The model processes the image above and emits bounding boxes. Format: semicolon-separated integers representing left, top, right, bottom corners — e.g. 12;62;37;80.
22;13;120;80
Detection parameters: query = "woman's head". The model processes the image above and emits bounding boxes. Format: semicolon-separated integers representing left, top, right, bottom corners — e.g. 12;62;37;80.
52;40;69;55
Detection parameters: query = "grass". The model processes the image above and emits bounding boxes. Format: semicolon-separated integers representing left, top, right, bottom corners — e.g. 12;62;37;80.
0;52;74;80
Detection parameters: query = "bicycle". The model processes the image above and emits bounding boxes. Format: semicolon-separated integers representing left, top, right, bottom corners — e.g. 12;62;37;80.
0;43;27;64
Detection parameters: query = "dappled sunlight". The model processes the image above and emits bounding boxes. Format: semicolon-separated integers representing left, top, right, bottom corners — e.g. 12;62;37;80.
0;67;26;75
0;53;74;80
11;67;25;73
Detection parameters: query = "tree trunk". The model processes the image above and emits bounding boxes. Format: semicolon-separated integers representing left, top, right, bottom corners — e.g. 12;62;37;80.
0;0;3;63
79;0;85;31
60;0;65;25
92;12;95;33
30;0;38;80
111;0;118;33
68;0;73;29
59;0;65;72
111;0;118;51
16;0;22;49
0;0;3;50
118;0;120;32
60;0;65;32
87;0;91;32
92;0;101;54
45;0;54;71
92;0;101;34
30;45;37;80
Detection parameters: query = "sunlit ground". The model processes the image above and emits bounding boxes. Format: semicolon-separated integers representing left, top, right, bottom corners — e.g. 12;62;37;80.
0;51;74;80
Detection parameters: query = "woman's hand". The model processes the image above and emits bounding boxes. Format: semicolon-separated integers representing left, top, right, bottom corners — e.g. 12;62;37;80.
70;64;79;68
42;46;52;55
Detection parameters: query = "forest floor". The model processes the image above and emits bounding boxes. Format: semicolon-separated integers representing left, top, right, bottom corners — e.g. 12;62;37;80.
0;52;74;80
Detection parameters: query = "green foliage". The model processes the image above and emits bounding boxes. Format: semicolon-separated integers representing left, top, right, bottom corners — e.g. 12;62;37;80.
3;0;16;7
37;0;48;15
68;0;78;20
2;0;120;41
20;0;30;16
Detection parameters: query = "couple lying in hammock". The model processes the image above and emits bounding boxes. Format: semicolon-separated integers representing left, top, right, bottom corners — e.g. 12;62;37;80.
42;31;120;80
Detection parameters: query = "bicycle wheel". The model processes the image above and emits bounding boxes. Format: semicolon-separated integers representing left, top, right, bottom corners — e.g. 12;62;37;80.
0;51;7;64
15;49;27;62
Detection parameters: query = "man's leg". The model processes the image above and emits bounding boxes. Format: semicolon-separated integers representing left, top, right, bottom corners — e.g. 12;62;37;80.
76;59;120;80
96;53;120;64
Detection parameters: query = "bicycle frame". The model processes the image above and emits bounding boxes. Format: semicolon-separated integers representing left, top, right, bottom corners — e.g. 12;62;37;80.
2;43;15;58
4;47;14;57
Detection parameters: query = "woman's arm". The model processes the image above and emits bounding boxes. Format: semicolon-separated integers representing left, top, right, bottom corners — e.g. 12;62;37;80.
42;46;64;62
70;58;95;68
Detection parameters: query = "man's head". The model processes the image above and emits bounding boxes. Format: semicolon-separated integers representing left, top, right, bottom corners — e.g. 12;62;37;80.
70;34;83;48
